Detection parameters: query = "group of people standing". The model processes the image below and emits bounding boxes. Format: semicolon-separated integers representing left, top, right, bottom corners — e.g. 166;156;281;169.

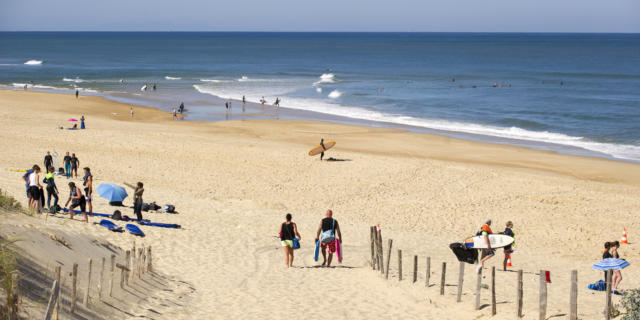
476;219;515;273
279;209;342;268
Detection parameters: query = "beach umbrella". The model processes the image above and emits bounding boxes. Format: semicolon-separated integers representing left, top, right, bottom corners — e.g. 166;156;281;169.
68;118;78;122
96;183;128;202
592;258;630;271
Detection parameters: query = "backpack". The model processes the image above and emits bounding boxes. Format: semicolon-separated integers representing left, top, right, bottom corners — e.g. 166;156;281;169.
50;204;61;214
142;203;150;211
111;210;122;220
320;219;336;243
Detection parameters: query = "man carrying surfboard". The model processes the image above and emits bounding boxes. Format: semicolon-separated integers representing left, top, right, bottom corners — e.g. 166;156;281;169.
315;209;342;267
476;219;494;273
320;138;326;161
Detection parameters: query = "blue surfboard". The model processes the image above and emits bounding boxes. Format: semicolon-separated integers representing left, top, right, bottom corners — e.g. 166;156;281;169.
314;240;320;262
125;224;145;237
139;221;181;229
100;219;122;232
63;208;109;217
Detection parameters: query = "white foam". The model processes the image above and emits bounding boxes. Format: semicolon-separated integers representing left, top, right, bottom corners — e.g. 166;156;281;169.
200;79;222;83
193;83;640;161
328;90;342;99
165;76;181;80
24;60;43;65
63;77;85;83
314;73;336;85
238;76;250;82
316;87;323;93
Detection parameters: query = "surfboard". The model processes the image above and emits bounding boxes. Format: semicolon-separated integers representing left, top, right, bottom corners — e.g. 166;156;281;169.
100;219;122;232
126;224;145;236
308;141;336;156
464;234;514;249
139;221;181;229
6;169;27;173
52;151;59;171
314;240;320;262
335;239;342;263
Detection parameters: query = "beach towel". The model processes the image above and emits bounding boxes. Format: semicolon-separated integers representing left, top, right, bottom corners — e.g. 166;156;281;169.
587;280;606;291
449;242;478;264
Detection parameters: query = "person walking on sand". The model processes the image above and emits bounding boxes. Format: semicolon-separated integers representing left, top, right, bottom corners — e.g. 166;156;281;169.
133;182;144;221
476;218;494;273
63;152;72;178
130;107;134;118
82;167;93;216
75;89;79;99
279;213;301;268
27;165;42;212
70;153;80;178
502;221;515;271
319;138;326;161
64;182;88;223
44;151;53;172
44;167;59;210
80;115;85;129
611;241;623;294
315;209;342;267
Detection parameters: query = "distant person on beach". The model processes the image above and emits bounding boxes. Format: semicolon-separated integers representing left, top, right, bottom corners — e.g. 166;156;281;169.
80;115;85;129
502;221;514;271
279;213;301;268
82;167;93;216
315;209;342;267
133;182;144;221
27;165;42;211
65;182;88;223
130;107;134;118
319;138;326;161
63;152;72;178
242;96;246;112
242;95;245;104
274;98;280;107
24;84;27;90
476;219;494;273
260;96;265;106
611;241;623;294
179;102;184;114
71;153;79;178
152;83;156;91
44;151;53;172
44;166;59;209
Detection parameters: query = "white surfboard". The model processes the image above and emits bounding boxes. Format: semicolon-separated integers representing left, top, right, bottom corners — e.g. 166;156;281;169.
464;234;514;249
52;150;59;171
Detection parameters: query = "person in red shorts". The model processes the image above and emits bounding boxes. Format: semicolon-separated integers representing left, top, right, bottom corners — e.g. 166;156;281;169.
315;209;342;267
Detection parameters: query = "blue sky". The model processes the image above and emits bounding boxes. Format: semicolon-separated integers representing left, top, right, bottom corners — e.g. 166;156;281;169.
1;0;639;32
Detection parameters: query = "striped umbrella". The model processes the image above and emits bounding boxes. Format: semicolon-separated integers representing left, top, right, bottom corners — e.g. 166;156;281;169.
592;258;629;271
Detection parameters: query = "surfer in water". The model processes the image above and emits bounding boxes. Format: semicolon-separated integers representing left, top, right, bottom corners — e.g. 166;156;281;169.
279;213;301;268
320;138;326;161
315;210;342;267
476;218;494;274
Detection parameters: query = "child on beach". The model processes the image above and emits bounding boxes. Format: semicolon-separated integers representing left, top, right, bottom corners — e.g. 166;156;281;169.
279;213;301;268
502;221;514;271
65;182;88;223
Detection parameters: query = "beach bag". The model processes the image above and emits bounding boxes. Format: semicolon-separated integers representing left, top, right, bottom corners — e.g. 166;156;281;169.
587;280;606;291
321;219;336;243
111;210;122;220
293;238;301;250
449;243;478;264
50;204;61;214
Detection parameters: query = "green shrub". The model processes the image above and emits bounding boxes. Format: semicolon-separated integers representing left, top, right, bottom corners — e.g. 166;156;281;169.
0;188;24;213
622;289;640;320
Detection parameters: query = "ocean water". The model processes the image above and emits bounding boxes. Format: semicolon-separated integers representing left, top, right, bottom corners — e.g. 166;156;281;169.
1;32;640;161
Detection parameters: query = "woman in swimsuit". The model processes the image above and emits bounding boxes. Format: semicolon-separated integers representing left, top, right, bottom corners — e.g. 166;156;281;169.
279;213;301;268
611;241;623;294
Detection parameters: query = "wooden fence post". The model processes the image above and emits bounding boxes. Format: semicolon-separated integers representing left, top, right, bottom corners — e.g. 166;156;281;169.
109;254;115;297
131;242;136;282
125;250;131;285
378;231;384;274
370;227;375;269
83;258;92;307
98;257;105;300
539;270;547;320
425;257;431;287
398;250;402;281
8;271;19;320
475;267;482;309
148;247;152;271
385;239;393;279
138;248;144;278
570;270;577;320
605;270;612;320
413;255;418;283
457;261;464;302
70;263;78;314
440;262;446;295
517;269;523;318
44;280;60;320
491;266;496;315
54;266;61;319
118;264;127;289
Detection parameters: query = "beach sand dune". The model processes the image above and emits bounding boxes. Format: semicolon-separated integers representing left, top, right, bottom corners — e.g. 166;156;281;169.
0;90;638;319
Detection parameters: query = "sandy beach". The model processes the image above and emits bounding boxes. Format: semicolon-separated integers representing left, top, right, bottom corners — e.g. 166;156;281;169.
0;89;639;319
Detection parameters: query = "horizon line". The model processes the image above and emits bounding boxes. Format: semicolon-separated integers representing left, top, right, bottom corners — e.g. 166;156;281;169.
1;30;639;34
